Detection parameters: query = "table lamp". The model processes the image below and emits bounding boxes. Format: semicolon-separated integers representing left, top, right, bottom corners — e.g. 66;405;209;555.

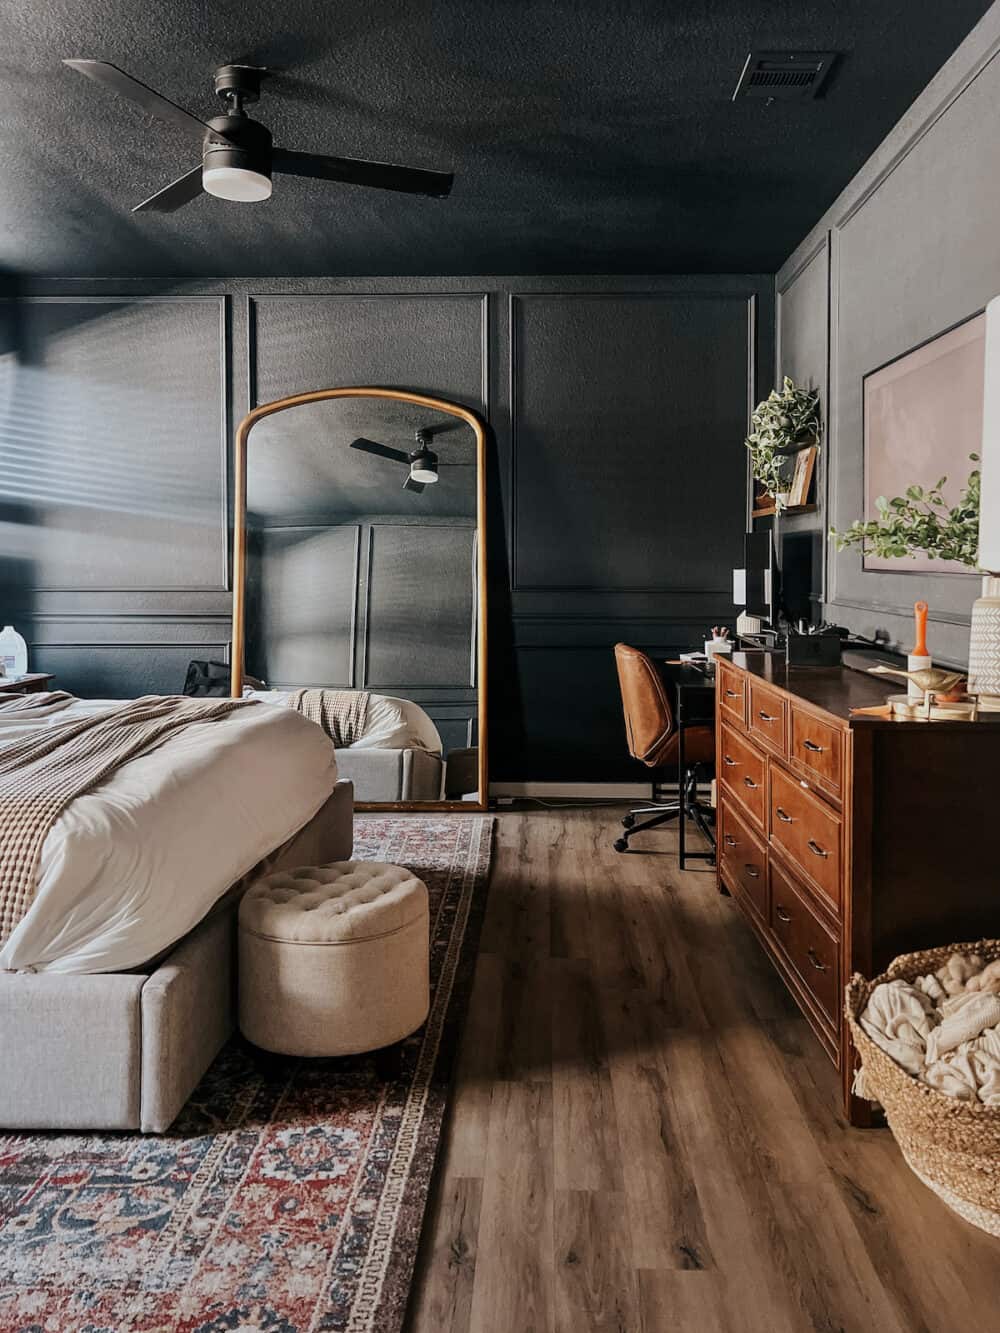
969;294;1000;706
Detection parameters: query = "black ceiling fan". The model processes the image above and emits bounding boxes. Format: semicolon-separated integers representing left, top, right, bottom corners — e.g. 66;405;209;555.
351;429;440;493
62;60;454;213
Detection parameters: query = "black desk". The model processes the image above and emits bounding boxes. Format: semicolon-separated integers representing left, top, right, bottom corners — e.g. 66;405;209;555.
660;661;717;870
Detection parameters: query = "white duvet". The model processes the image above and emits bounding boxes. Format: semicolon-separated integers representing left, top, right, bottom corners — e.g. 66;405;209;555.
0;698;338;975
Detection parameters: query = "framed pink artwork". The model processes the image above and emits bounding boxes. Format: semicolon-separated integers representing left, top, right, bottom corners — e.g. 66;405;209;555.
863;311;985;574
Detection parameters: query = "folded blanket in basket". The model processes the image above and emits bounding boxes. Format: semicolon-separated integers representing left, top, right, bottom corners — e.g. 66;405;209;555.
860;953;1000;1107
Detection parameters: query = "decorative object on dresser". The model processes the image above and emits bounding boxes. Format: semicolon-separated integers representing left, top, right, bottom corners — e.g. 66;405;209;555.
907;600;932;699
715;651;1000;1126
746;375;821;514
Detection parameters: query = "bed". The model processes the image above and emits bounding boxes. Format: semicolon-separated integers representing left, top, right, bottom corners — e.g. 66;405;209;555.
0;694;354;1131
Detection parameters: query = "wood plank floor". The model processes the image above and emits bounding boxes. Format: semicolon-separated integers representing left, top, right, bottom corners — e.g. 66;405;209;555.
405;806;1000;1333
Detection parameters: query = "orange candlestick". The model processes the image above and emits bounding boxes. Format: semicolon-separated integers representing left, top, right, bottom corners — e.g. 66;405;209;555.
912;601;929;657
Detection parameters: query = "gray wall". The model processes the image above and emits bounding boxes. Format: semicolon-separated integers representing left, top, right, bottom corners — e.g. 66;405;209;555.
2;275;772;782
775;6;1000;665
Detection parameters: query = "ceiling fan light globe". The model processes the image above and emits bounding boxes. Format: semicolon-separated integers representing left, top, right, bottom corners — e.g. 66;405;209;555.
202;165;272;201
410;462;438;484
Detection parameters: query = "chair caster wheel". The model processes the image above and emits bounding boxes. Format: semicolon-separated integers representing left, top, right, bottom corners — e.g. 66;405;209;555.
621;814;636;829
613;838;629;853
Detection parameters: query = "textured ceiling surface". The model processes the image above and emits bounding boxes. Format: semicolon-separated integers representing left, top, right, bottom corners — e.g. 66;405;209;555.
0;0;992;279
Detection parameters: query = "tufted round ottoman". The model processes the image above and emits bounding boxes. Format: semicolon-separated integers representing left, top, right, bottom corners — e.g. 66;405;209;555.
238;861;430;1057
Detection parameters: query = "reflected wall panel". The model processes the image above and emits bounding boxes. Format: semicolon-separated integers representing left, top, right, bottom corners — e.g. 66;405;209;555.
364;523;476;689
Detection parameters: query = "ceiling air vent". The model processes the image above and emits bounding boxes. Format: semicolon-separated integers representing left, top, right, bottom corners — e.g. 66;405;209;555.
732;51;837;102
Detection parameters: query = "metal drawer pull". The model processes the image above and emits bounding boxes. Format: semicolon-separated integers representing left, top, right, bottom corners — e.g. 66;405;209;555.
807;839;829;859
743;776;758;789
775;806;793;823
807;948;828;972
725;689;740;698
803;739;825;753
775;905;792;923
744;864;760;879
724;755;737;766
724;834;736;847
758;710;777;723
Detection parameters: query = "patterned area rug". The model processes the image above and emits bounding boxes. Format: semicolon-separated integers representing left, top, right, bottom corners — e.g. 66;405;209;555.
0;815;494;1333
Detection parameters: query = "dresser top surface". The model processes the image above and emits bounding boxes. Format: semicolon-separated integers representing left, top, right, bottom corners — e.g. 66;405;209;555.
728;651;1000;728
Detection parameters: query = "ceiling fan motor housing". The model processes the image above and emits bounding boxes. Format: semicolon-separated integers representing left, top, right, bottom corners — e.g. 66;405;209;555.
202;114;272;182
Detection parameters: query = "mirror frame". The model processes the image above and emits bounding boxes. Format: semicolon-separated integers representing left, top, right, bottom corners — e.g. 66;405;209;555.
230;386;488;812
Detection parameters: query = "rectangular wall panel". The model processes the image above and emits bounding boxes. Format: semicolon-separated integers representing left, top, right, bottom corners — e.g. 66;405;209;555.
2;297;228;593
250;294;488;412
510;292;750;592
30;643;229;697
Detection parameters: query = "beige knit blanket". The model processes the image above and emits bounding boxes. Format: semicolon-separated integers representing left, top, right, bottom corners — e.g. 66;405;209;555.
0;693;254;945
286;688;370;749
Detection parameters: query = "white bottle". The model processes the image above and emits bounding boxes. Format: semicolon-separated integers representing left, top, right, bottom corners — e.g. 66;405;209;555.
0;625;28;679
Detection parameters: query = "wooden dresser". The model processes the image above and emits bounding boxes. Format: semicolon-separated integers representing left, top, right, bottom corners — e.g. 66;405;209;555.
715;651;1000;1124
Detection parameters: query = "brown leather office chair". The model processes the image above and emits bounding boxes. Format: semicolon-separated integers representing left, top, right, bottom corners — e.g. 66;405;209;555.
613;642;715;852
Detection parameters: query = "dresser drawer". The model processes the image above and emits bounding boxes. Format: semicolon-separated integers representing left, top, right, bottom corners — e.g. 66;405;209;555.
769;764;842;911
720;802;767;920
717;660;746;727
790;705;844;800
719;723;766;828
748;680;787;757
769;859;840;1027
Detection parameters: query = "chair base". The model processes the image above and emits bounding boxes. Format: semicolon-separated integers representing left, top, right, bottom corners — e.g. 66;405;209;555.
613;765;715;861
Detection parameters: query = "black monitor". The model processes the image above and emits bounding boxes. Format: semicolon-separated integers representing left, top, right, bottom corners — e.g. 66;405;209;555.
779;531;815;626
744;530;777;623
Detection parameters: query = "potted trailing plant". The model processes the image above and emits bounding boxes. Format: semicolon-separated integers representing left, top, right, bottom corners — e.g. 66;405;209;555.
829;457;980;566
746;376;822;512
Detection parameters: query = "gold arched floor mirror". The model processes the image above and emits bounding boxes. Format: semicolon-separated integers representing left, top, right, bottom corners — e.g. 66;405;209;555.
231;387;487;811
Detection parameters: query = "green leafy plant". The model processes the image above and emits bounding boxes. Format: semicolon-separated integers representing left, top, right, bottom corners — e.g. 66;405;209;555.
745;376;822;509
829;456;981;567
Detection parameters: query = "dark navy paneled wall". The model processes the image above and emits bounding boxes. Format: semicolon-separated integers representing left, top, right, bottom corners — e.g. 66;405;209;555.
2;275;772;782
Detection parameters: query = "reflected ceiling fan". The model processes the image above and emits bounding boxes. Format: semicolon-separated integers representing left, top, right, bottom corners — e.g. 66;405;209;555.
62;59;454;212
351;428;440;493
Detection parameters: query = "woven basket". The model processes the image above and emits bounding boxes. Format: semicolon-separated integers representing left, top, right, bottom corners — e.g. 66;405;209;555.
846;939;1000;1236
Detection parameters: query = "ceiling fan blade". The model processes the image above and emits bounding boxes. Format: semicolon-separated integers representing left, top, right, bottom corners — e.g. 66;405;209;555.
63;59;235;146
403;475;425;494
350;437;411;463
133;165;205;213
273;148;453;198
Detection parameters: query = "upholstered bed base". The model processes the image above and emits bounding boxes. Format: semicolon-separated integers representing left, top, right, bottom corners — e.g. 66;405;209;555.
0;779;354;1133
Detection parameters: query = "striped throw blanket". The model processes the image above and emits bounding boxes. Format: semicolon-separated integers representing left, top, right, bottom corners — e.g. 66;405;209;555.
286;689;370;748
0;693;254;946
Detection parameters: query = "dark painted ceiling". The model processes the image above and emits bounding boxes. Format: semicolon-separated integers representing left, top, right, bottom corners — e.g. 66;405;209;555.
1;1;992;279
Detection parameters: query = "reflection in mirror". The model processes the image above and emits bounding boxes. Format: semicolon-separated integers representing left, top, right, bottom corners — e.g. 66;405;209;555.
236;391;484;808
